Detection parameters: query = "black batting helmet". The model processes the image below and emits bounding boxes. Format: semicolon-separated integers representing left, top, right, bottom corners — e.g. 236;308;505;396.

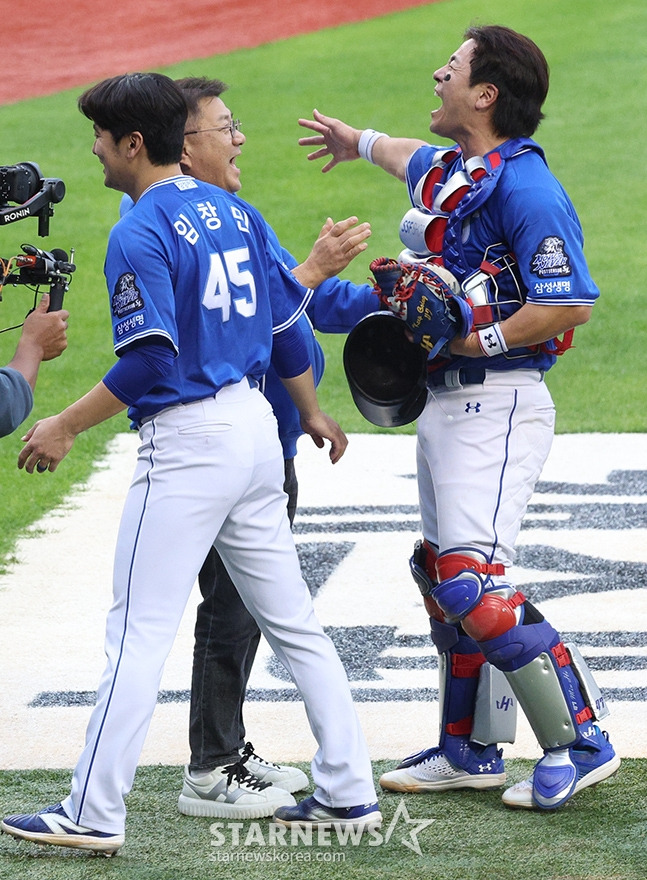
343;312;429;428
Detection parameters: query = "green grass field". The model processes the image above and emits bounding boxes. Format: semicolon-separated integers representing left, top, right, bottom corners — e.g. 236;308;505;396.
1;0;646;566
0;0;645;877
0;760;645;880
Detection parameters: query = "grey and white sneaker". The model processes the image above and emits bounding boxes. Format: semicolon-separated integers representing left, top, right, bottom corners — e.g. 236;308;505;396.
178;757;296;819
241;742;309;793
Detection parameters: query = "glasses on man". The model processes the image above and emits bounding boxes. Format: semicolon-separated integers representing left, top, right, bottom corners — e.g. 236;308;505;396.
184;119;242;139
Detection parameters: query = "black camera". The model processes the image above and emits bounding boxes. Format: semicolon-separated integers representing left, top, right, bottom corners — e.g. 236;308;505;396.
0;162;75;314
0;161;66;237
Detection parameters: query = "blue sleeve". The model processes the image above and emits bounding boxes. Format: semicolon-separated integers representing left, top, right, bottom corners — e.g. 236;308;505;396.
263;216;375;332
306;278;377;333
279;246;298;271
0;368;33;437
496;159;600;306
270;321;310;379
103;342;176;406
106;216;180;356
267;256;313;333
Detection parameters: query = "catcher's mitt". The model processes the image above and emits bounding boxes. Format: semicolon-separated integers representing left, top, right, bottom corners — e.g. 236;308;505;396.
370;257;473;358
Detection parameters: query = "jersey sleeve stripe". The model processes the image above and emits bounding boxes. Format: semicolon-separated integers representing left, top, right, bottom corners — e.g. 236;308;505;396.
272;286;314;335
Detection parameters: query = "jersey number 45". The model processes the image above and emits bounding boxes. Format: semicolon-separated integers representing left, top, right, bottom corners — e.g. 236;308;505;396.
202;246;256;321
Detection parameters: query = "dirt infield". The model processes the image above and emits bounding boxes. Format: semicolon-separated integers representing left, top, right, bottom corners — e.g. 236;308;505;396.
2;0;437;105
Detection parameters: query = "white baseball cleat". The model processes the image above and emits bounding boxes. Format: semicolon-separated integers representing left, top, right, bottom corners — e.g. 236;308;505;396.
380;743;506;792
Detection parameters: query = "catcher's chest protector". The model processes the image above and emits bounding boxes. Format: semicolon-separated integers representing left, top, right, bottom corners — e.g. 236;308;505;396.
406;138;545;281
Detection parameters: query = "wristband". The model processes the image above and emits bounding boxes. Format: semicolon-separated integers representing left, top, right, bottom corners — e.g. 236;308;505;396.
357;129;388;164
477;323;508;357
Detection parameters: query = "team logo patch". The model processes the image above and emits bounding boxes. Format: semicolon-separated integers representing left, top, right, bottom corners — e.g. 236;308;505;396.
112;272;145;319
530;236;572;277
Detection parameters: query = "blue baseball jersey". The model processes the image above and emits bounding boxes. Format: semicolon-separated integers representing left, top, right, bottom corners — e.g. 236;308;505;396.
405;142;599;373
119;190;375;453
107;176;311;423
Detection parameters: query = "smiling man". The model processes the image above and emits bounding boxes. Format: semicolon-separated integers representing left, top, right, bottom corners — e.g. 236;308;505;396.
297;24;619;813
170;76;378;824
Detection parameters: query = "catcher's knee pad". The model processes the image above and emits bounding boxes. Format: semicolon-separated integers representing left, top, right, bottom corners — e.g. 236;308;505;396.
432;547;507;626
461;587;526;642
479;618;609;750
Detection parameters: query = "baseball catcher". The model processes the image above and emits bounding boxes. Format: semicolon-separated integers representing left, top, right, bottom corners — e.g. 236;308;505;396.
298;22;618;815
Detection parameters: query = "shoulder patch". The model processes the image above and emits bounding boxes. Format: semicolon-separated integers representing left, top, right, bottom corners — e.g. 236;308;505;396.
112;272;145;318
530;236;572;278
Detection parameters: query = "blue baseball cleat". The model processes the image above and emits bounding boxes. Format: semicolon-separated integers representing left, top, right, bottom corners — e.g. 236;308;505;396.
502;726;620;810
273;795;382;829
1;803;124;855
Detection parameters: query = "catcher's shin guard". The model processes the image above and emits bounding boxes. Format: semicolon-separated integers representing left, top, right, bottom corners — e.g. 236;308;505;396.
432;549;605;748
478;614;605;751
413;543;517;748
431;618;516;750
428;546;613;807
477;606;616;807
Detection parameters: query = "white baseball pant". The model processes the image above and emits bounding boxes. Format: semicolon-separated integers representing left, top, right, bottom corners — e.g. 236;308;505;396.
416;369;555;564
61;379;375;834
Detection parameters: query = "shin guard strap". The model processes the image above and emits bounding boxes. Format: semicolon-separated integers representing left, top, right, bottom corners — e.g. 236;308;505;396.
551;642;571;667
446;717;473;736
551;642;595;724
575;707;593;725
452;652;487;678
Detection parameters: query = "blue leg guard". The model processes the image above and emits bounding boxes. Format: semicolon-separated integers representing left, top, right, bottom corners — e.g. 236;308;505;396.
380;542;508;793
427;618;505;776
479;617;596;747
478;613;617;809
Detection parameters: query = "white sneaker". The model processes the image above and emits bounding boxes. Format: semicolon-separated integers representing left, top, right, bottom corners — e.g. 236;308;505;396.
241;742;309;793
178;760;296;819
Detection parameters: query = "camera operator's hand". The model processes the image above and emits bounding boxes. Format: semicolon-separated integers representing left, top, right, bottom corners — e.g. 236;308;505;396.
8;293;69;389
22;292;69;363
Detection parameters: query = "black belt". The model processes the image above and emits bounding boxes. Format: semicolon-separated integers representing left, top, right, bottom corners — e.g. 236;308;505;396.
427;368;487;388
